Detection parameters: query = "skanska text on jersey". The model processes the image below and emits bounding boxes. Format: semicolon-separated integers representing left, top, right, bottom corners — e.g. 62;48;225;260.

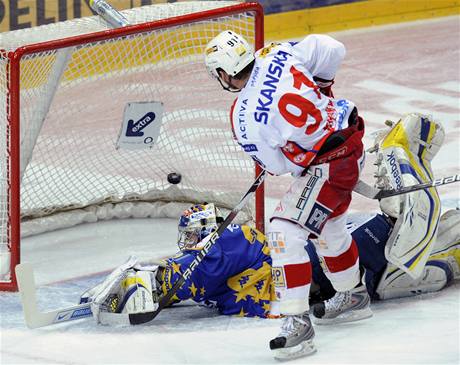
254;50;291;124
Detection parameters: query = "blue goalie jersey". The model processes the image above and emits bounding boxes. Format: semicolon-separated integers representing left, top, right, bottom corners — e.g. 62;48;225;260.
160;224;274;317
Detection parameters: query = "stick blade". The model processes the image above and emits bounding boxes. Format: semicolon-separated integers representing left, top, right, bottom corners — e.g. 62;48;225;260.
15;263;43;329
16;263;93;329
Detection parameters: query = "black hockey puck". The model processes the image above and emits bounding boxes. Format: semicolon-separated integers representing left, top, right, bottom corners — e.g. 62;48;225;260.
167;172;182;184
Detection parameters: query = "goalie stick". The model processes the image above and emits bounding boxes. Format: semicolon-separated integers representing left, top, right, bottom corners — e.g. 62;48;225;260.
129;169;266;325
354;173;460;200
15;263;93;329
15;250;180;328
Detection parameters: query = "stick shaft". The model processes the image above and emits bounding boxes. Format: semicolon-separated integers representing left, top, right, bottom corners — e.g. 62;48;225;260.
354;173;460;199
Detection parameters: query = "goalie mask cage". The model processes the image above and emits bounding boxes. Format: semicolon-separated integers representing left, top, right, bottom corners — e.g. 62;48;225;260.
0;1;264;291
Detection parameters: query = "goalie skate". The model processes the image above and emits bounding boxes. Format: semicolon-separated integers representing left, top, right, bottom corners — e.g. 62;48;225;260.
269;312;316;361
312;284;372;325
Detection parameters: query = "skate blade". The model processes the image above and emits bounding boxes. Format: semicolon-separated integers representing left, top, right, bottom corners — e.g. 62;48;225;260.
313;306;373;325
273;340;317;361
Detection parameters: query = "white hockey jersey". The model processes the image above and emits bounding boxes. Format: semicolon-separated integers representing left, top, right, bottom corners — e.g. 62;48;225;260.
230;34;356;176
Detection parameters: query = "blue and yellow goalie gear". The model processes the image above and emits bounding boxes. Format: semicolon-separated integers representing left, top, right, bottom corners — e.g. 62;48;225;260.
161;224;274;317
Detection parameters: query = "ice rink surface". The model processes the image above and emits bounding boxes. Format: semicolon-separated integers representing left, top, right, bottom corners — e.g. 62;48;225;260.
1;16;459;365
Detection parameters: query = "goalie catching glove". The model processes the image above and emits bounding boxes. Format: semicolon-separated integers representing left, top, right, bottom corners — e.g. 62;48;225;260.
80;256;161;325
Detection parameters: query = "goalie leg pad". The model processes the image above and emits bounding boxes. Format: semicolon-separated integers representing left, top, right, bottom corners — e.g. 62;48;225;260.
372;114;443;279
427;209;460;281
376;209;460;300
118;270;158;314
376;262;450;300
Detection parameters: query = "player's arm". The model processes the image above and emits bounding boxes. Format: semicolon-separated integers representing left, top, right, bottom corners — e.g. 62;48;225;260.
289;34;346;96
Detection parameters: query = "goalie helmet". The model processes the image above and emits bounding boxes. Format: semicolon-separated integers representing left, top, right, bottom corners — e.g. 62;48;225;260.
177;203;223;250
205;30;255;80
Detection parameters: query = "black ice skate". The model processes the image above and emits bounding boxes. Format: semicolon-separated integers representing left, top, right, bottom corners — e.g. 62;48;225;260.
269;312;316;360
312;284;372;325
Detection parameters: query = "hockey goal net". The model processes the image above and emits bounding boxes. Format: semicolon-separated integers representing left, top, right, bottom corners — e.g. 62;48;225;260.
0;1;264;291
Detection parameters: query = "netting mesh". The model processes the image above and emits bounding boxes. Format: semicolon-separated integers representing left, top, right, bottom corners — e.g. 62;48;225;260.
0;1;259;284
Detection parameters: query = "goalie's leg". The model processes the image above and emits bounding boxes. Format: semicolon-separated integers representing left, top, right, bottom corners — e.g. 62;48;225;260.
376;209;460;299
371;113;444;279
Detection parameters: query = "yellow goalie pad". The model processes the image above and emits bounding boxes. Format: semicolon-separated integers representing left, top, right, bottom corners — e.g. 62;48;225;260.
376;113;444;279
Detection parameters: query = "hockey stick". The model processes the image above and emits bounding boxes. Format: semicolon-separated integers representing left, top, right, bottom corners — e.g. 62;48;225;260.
15;263;93;329
129;169;267;325
354;173;460;200
15;249;180;329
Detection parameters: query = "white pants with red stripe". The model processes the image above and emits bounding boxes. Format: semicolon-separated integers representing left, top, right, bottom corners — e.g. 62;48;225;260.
269;217;360;315
269;145;364;315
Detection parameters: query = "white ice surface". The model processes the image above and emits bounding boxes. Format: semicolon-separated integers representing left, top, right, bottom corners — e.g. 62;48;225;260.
2;16;460;365
1;215;459;365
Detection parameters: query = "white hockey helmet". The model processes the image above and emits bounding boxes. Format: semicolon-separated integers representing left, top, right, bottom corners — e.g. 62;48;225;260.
205;30;255;79
177;203;223;250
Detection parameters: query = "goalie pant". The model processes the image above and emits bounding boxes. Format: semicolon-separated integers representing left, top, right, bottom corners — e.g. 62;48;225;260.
307;210;460;302
160;224;274;317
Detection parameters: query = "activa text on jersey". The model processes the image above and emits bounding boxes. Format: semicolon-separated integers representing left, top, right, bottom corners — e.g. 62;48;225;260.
238;99;248;139
254;50;291;124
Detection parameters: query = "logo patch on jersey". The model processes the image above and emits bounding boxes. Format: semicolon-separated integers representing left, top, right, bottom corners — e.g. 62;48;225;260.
258;42;280;58
271;267;286;287
293;153;307;164
305;202;332;235
268;232;286;254
336;99;351;130
242;144;258;152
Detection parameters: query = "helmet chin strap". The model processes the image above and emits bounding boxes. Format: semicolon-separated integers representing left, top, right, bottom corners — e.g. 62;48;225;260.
217;76;241;93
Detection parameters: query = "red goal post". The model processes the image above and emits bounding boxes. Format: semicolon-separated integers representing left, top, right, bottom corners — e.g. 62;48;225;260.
0;1;264;291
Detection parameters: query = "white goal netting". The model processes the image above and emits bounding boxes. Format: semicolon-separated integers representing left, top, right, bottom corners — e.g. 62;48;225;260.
0;1;263;288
